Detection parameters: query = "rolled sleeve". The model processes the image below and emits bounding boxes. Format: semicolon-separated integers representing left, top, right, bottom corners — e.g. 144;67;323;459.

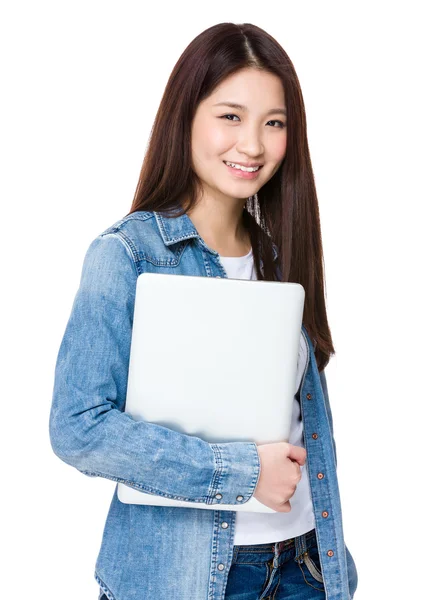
208;441;261;505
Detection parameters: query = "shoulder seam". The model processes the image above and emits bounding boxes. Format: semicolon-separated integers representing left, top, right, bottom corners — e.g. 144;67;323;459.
98;230;140;277
101;211;155;235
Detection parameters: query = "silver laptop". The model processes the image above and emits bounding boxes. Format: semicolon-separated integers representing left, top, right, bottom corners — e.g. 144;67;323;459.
117;272;305;513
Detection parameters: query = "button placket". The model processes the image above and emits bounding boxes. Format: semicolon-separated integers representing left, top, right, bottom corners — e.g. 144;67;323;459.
297;330;345;592
216;514;230;577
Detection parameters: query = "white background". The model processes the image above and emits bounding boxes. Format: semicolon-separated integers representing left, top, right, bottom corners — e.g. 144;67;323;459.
1;2;445;599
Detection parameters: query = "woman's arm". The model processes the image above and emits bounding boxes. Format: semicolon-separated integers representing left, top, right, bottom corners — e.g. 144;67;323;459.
49;233;260;505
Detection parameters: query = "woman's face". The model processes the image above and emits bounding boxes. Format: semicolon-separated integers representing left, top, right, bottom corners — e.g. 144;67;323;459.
190;68;287;204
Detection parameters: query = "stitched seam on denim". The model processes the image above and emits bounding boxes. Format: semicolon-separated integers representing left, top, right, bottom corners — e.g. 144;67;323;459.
135;242;188;266
207;512;216;600
117;225;187;268
262;561;271;590
94;572;117;600
260;561;278;599
235;542;294;553
297;560;325;592
249;444;261;496
165;232;199;243
271;567;281;599
231;559;274;565
155;215;196;244
98;231;140;278
300;332;340;581
295;529;315;561
313;356;340;561
233;547;295;565
80;470;208;502
112;230;142;275
247;444;261;499
231;545;295;566
105;212;154;229
109;212;188;266
300;530;310;555
208;444;223;502
260;569;277;599
207;443;260;504
304;552;324;583
219;511;238;598
296;530;307;557
235;545;273;551
128;212;154;222
201;247;215;278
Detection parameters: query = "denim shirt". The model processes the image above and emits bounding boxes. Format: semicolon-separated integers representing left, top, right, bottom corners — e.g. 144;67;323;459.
49;210;358;600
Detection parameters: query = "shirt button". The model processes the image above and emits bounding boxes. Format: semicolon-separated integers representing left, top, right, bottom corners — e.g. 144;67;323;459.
322;511;329;518
215;493;223;499
236;495;244;502
312;433;318;439
221;522;229;529
306;393;312;400
317;472;324;480
217;563;225;571
327;550;334;557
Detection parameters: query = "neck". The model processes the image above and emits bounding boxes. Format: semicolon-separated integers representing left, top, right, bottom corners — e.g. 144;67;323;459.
184;192;251;256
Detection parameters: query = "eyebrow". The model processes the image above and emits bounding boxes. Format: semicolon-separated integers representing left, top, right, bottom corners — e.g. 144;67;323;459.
213;101;287;117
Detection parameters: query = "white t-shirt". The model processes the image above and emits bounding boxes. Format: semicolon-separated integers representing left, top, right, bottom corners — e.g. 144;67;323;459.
219;247;316;545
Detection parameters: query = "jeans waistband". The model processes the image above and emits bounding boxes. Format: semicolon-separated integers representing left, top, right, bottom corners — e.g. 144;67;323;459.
232;528;317;568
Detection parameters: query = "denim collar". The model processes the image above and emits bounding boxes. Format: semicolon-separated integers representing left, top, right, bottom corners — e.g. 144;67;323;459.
154;209;279;262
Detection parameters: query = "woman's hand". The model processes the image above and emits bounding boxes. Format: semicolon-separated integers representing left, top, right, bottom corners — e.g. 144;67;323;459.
253;442;307;512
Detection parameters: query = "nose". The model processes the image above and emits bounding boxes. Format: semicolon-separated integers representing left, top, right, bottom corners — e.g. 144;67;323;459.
235;124;264;158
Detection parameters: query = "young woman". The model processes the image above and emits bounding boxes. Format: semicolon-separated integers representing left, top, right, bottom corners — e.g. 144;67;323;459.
49;22;358;600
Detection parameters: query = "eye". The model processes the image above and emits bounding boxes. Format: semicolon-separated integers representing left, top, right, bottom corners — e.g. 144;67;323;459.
268;119;286;128
220;114;241;122
219;114;286;128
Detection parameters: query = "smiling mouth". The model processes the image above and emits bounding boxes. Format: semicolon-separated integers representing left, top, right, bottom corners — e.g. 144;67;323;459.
223;161;263;172
223;161;264;180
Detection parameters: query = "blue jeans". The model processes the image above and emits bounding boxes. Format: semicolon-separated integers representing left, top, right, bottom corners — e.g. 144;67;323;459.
98;528;325;600
225;528;325;599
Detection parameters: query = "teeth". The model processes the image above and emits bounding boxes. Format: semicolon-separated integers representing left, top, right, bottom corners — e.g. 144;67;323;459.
224;161;260;172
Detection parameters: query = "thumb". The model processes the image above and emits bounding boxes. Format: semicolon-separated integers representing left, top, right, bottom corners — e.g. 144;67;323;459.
288;444;307;465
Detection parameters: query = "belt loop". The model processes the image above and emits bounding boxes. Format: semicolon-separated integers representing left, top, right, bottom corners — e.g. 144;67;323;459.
231;545;239;565
295;534;301;560
301;531;309;555
273;541;282;568
295;531;308;562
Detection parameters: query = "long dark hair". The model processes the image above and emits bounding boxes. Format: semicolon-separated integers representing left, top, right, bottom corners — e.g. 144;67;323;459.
126;22;334;371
